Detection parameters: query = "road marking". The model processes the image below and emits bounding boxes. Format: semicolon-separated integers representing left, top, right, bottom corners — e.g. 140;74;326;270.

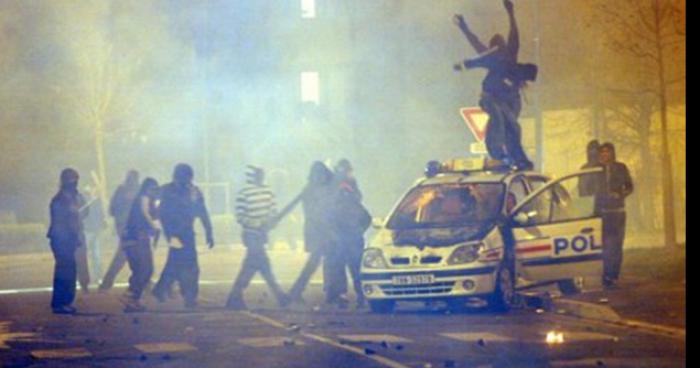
242;311;410;368
134;342;197;353
30;348;92;359
237;336;305;348
441;332;513;343
337;334;412;344
0;321;39;349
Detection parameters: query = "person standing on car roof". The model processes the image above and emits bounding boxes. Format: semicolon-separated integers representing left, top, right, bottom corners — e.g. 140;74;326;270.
596;143;633;289
453;0;536;171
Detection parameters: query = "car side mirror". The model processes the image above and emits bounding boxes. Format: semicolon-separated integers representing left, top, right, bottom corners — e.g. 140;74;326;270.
512;212;530;226
371;217;385;229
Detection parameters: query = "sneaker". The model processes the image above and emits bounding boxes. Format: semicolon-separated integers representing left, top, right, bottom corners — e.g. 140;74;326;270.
124;301;147;313
225;299;248;311
52;305;77;315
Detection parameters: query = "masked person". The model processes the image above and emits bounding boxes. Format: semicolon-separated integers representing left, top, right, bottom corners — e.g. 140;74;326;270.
47;168;87;314
596;143;633;289
226;166;290;310
453;0;536;171
120;178;160;313
99;170;140;291
152;164;214;309
332;159;371;309
287;162;339;305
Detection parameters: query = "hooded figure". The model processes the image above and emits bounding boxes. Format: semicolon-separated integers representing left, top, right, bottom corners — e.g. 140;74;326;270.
596;142;633;288
579;139;601;197
331;159;372;308
453;0;535;170
152;163;214;309
47;168;87;314
121;177;160;312
99;170;140;291
287;161;341;304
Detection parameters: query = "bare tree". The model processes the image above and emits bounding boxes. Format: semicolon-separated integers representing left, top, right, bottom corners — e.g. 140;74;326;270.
592;0;685;247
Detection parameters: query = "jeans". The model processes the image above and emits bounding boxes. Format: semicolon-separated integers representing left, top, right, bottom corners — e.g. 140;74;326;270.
227;231;285;306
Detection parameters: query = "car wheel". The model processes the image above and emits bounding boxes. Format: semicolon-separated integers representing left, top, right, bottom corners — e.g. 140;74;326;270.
489;265;515;312
558;279;581;296
369;300;395;314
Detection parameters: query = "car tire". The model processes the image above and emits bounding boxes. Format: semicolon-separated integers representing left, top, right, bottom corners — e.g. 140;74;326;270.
369;300;395;314
557;279;581;296
488;265;515;312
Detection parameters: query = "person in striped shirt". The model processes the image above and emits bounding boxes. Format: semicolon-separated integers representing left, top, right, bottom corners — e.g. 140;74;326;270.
226;166;290;310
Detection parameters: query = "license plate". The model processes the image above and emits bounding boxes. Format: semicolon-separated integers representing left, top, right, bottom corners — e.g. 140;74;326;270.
392;274;435;286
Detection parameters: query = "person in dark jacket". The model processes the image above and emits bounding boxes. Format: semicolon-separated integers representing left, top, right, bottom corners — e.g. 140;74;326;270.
226;166;290;310
152;164;214;309
121;178;160;312
332;159;371;309
596;143;634;288
99;170;139;291
579;140;601;197
453;0;535;171
47;168;87;314
287;161;340;305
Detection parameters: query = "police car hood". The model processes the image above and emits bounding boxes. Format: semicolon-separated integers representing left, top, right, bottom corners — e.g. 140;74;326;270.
390;222;496;247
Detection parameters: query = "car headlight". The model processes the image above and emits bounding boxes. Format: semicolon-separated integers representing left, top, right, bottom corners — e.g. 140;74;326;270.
447;244;482;265
362;248;388;269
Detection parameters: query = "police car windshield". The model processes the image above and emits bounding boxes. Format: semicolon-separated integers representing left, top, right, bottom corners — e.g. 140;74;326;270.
386;183;505;230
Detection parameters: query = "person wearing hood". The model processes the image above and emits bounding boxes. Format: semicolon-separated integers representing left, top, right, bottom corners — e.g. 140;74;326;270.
47;168;87;314
453;0;536;171
99;170;140;291
287;161;340;305
152;163;214;309
332;159;372;309
596;143;633;289
120;178;160;313
579;139;601;197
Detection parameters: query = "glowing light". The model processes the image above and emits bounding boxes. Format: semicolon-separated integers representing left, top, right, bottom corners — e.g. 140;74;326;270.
545;331;565;345
301;71;320;105
301;0;316;19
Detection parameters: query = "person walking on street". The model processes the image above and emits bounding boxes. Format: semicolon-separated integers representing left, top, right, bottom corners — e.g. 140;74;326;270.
287;162;339;305
152;164;214;309
332;159;372;309
226;166;290;310
120;178;160;312
99;170;139;291
47;168;87;314
453;0;536;171
596;143;633;289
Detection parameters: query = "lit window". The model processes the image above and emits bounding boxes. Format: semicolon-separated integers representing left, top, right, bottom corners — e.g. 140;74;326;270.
301;71;319;105
301;0;316;19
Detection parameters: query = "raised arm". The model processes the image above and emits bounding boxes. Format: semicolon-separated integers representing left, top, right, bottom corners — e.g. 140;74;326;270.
453;14;488;54
504;0;519;58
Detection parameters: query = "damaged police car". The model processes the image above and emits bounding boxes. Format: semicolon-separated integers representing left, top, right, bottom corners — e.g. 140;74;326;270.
361;158;604;313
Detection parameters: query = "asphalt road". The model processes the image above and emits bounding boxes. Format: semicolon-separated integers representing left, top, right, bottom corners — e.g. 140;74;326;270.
0;281;686;368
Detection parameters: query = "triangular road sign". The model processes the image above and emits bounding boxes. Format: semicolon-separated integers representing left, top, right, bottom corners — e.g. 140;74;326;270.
460;107;489;142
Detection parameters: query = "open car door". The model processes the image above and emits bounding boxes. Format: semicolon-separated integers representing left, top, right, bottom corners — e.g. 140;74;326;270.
508;168;604;285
